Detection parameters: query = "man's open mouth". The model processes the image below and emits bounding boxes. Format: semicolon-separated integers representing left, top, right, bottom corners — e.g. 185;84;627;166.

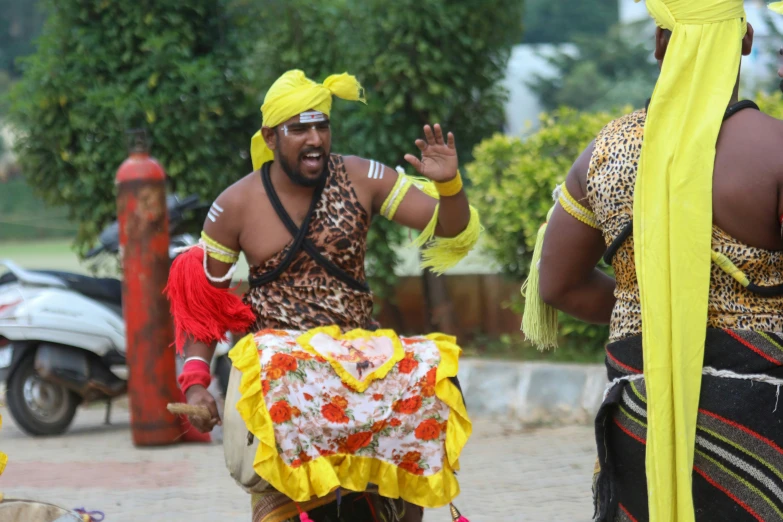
301;151;324;169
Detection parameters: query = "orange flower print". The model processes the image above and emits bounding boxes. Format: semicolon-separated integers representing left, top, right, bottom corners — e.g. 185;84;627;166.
303;393;314;401
392;396;423;415
292;351;312;360
316;446;335;457
371;420;387;433
291;459;302;468
398;461;424;475
441;420;448;433
389;418;402;427
414;419;442;441
315;355;327;364
402;337;420;346
345;431;374;454
262;380;271;395
421;384;436;398
298;451;312;463
372;393;384;401
266;366;284;381
270;353;298;373
321;403;349;424
331;396;349;409
425;367;437;386
269;401;293;424
259;328;290;337
291;406;302;418
398;352;419;374
402;451;421;463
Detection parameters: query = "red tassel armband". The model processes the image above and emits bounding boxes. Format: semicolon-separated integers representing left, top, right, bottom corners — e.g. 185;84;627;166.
164;247;256;355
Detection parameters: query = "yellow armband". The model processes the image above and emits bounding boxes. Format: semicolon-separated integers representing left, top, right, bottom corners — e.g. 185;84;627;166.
557;183;599;229
200;231;240;264
380;175;414;220
434;170;463;197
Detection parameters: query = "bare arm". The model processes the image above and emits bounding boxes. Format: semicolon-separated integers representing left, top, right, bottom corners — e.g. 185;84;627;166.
348;124;471;237
181;188;244;431
538;141;616;324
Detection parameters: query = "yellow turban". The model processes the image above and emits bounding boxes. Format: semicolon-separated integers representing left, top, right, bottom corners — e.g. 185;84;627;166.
249;70;366;170
632;1;783;521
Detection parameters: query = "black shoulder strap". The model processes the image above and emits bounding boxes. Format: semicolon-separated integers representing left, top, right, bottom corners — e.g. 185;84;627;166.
249;162;370;293
248;162;324;287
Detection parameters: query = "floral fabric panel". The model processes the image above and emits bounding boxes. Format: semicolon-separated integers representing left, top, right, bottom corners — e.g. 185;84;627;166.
254;329;450;477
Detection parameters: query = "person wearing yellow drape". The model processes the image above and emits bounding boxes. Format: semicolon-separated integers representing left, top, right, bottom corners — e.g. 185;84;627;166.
535;1;783;521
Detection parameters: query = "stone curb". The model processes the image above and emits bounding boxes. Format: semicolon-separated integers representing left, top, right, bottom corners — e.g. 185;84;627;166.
458;359;607;425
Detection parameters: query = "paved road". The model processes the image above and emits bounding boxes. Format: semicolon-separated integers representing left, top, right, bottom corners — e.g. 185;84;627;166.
0;406;596;521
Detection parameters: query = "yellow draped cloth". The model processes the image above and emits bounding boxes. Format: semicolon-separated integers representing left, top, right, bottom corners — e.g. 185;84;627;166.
632;1;783;520
250;70;366;170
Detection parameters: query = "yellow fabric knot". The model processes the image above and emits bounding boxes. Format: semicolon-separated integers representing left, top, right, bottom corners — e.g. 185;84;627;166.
250;70;366;170
638;0;746;28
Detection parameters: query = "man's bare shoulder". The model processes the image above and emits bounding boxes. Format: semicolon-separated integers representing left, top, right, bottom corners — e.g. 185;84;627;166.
342;155;377;179
212;171;262;210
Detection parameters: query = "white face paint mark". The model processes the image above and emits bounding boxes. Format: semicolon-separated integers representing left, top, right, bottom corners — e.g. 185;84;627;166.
283;126;289;136
300;111;326;123
366;160;384;180
208;202;224;223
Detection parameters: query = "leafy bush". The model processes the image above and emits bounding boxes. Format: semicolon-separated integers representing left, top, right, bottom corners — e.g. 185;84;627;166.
756;91;783;117
467;106;629;352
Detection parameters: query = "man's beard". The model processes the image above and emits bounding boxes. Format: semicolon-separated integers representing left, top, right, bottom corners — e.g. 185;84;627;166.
279;152;329;187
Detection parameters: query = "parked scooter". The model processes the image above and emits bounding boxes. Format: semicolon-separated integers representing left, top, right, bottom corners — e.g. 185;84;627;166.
0;194;233;436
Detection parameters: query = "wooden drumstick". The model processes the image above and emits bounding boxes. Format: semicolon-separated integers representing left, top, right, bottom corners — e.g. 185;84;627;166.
167;403;212;419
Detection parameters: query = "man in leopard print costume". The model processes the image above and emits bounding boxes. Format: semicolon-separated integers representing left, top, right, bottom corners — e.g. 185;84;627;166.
169;70;478;521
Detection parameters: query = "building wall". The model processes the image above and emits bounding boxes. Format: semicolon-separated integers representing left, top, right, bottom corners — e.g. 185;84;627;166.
501;43;576;136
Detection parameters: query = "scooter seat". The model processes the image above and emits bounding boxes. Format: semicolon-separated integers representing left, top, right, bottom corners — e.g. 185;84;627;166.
31;270;122;307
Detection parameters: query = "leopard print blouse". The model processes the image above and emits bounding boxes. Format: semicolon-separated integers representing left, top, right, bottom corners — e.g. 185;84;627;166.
586;110;783;342
243;154;377;332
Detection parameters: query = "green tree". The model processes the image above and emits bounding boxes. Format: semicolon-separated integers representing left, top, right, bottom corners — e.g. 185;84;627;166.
523;0;618;44
9;0;258;253
467;106;629;352
529;22;658;112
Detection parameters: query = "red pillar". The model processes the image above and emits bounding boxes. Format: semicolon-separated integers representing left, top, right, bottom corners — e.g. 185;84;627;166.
116;130;181;446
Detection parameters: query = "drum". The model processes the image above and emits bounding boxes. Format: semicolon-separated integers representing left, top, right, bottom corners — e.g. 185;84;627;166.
0;499;85;522
223;363;273;494
221;327;470;508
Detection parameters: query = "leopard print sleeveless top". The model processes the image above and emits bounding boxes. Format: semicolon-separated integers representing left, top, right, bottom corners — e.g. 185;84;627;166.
243;154;376;332
586;109;783;342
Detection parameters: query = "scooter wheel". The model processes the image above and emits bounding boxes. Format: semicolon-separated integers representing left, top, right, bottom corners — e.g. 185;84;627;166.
7;354;80;436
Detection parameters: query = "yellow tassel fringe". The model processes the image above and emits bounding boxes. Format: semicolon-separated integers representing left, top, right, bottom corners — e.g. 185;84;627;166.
521;204;559;350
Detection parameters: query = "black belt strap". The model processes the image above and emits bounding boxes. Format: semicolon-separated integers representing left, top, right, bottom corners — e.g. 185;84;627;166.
249;162;370;293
